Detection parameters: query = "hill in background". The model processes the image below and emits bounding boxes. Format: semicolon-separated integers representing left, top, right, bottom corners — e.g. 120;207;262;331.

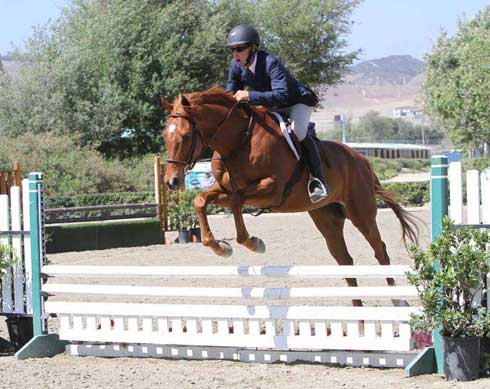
311;55;426;131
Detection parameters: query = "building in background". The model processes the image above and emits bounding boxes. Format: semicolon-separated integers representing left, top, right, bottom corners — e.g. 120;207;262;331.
346;142;432;159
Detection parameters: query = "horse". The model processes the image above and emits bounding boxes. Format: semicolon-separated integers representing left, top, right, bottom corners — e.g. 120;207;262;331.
160;86;419;306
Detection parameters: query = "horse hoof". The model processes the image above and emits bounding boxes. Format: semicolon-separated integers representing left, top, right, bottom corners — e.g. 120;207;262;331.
217;240;233;257
245;236;265;254
254;237;266;253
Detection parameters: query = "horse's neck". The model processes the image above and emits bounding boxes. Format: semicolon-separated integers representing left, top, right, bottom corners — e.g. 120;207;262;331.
198;104;249;157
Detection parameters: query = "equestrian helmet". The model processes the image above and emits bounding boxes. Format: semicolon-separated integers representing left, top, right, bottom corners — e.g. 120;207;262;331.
226;24;260;47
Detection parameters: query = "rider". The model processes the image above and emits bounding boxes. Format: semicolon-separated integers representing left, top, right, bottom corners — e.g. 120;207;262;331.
225;24;329;203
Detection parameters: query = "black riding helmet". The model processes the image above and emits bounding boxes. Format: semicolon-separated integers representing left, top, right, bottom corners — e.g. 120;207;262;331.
226;24;260;47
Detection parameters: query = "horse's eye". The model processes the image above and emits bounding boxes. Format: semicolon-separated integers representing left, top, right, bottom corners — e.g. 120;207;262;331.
184;133;191;139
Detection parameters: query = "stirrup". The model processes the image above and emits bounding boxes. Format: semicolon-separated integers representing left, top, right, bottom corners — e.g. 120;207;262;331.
308;177;328;203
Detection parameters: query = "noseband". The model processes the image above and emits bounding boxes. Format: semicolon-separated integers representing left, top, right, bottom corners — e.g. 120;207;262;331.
166;113;205;172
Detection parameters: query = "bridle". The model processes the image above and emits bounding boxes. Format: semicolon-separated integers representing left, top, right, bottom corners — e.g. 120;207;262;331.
165;100;252;172
166;113;204;172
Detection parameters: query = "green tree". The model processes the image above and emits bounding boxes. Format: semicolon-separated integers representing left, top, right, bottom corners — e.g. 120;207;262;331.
0;0;360;158
244;0;361;86
423;6;490;155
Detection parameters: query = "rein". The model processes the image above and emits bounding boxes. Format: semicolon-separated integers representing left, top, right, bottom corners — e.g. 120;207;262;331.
166;100;253;173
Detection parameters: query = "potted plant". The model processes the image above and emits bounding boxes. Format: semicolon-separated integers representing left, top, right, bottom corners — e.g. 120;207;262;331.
0;244;32;351
408;217;490;381
168;190;201;243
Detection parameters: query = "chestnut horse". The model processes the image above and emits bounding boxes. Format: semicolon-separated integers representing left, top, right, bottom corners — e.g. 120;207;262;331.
161;87;418;304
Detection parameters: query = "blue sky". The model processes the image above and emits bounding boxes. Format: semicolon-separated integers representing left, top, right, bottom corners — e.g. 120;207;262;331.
1;0;489;60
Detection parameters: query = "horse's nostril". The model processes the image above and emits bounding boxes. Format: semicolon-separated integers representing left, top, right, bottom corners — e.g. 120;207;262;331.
169;177;179;189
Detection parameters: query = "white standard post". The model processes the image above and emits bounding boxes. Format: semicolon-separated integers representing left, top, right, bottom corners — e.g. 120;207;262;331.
481;168;490;225
448;162;463;224
466;170;481;225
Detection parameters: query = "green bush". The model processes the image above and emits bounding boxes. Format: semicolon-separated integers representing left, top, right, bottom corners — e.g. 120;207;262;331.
46;192;154;208
381;182;429;208
369;158;430;180
408;218;490;337
462;158;490;172
0;132;156;197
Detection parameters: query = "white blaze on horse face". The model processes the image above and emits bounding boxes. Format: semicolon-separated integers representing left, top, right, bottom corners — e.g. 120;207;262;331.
168;123;177;135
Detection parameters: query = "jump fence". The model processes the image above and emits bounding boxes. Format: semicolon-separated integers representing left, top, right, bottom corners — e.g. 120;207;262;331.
4;159;490;378
8;173;424;370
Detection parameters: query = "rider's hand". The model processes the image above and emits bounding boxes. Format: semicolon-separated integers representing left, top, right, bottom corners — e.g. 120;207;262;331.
234;90;249;102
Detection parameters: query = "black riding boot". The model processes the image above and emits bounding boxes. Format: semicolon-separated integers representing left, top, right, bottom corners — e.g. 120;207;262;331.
300;133;329;203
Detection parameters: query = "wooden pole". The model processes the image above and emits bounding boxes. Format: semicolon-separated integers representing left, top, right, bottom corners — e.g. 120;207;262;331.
154;156;165;244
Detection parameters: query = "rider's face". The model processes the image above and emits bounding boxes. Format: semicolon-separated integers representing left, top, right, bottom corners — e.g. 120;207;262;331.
230;45;251;67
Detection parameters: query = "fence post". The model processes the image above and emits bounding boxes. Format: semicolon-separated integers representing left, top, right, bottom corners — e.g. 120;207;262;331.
431;155;448;374
15;173;68;360
431;155;448;241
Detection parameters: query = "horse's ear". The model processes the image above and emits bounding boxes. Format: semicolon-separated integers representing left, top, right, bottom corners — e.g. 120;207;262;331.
160;97;173;113
181;94;191;107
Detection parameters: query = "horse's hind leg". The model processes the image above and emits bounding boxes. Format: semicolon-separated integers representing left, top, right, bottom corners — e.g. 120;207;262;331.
308;204;362;307
351;216;394;285
350;211;409;306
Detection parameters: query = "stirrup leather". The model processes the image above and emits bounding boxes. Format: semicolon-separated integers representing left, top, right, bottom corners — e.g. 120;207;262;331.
307;176;328;203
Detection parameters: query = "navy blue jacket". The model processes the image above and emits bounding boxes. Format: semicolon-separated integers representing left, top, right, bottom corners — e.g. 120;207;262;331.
225;50;318;109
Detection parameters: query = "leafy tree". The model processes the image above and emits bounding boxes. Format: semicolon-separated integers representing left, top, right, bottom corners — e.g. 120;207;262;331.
423;6;490;154
243;0;361;86
0;0;360;158
327;111;444;144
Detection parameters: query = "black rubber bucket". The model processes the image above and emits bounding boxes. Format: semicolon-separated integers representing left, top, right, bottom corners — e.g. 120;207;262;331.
5;316;33;351
178;229;191;243
443;336;480;381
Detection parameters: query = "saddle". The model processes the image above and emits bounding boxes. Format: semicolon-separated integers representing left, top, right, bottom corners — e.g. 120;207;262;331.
268;112;321;162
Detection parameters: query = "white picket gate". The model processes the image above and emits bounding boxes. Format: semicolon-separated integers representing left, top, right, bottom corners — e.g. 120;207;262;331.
448;161;490;226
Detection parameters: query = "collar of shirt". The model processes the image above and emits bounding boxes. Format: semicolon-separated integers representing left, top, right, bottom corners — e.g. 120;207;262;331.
248;53;257;75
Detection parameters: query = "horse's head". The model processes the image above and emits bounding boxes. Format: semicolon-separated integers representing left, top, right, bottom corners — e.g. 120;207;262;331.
161;94;205;190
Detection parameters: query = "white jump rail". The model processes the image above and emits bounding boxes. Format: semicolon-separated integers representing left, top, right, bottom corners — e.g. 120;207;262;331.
40;264;420;357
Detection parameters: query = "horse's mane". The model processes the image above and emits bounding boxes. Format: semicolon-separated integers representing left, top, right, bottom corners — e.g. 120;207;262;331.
186;87;236;107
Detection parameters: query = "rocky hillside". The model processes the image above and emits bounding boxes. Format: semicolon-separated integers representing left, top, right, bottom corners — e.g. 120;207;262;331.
311;55;426;130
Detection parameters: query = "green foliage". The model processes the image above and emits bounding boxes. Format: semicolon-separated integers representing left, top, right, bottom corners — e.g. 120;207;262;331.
0;244;17;278
423;7;490;151
345;111;444;144
0;132;155;197
0;0;360;158
369;158;430;180
382;182;429;207
408;218;490;337
244;0;361;86
168;190;200;230
462;157;490;172
45;192;154;208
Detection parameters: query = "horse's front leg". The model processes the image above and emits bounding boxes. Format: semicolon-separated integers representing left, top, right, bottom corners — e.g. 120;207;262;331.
230;177;279;254
194;184;233;257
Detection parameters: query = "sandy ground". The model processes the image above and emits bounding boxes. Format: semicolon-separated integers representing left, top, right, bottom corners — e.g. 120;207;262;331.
1;206;489;388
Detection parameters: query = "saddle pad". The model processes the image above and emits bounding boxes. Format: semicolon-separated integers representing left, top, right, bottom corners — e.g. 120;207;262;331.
270;112;300;160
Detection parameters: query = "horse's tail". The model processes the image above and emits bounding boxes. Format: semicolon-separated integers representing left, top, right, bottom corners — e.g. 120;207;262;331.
372;171;420;246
